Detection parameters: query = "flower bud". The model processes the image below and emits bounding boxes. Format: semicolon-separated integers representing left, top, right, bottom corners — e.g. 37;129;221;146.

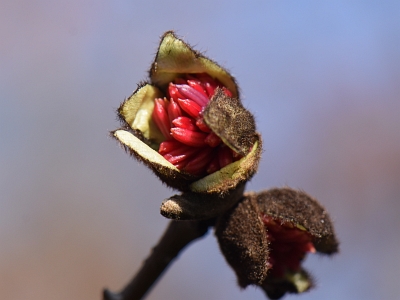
215;188;338;299
112;31;262;219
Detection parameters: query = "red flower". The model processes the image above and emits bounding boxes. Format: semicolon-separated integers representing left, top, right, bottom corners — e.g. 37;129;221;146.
261;215;316;278
152;73;242;176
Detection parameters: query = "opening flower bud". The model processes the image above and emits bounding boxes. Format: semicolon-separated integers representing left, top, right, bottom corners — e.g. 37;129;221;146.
152;73;243;177
112;31;262;195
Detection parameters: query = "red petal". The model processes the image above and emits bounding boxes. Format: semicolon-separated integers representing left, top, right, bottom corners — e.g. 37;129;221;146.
168;83;185;101
170;128;207;147
177;98;202;118
168;98;183;124
218;146;233;168
159;140;181;155
232;150;242;160
160;140;199;165
175;84;209;106
204;132;221;147
164;147;198;164
304;242;316;253
164;148;198;165
174;160;188;169
157;97;169;110
197;73;219;97
206;155;220;174
161;141;196;156
152;99;171;138
195;118;212;132
187;80;209;98
172;116;198;131
163;153;188;165
222;87;233;97
183;147;214;175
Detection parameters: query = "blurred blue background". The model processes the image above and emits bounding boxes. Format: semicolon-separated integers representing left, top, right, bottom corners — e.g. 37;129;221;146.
1;1;400;299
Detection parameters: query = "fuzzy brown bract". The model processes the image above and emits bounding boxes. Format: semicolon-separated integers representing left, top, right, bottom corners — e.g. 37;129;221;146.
215;192;269;287
203;88;257;156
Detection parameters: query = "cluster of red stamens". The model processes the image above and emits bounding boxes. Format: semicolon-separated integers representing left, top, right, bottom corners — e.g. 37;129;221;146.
152;73;242;176
261;215;316;278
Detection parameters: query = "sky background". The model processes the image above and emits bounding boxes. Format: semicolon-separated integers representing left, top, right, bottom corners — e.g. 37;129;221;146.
1;1;400;299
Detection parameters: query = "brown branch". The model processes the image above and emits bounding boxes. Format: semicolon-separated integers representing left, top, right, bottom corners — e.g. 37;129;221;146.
103;219;214;300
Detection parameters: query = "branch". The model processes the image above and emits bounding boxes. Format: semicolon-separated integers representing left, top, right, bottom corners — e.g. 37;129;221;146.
103;219;214;300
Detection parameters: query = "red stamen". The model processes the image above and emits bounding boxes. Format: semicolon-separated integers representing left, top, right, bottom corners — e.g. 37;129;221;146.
161;141;200;166
168;83;185;100
170;128;208;147
175;84;209;106
163;147;199;165
177;98;202;118
168;98;183;124
302;242;316;254
232;150;242;159
204;132;221;147
197;73;219;97
152;73;237;176
183;148;214;175
152;98;171;138
172;116;198;131
218;146;233;168
159;140;182;155
157;97;169;109
174;160;188;169
163;153;189;165
206;156;220;174
261;214;316;277
222;87;233;97
203;82;217;97
162;142;197;157
195;118;212;132
187;80;209;98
